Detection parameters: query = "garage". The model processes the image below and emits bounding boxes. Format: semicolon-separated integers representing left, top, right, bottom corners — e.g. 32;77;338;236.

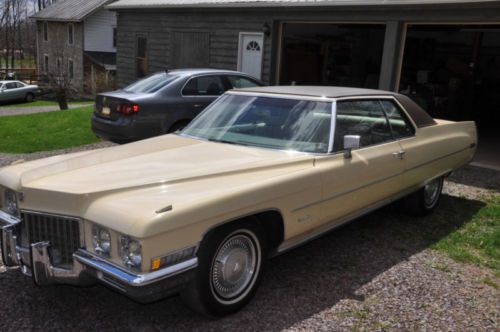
400;24;500;137
278;23;386;88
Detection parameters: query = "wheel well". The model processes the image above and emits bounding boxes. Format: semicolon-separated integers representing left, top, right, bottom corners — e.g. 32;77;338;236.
204;210;285;253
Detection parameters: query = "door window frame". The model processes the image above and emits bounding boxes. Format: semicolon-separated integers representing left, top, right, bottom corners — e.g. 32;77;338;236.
180;74;228;97
328;95;417;154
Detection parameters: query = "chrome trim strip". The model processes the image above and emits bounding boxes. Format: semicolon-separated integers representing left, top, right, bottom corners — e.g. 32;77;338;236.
405;145;472;173
0;210;21;226
73;250;198;287
328;100;337;153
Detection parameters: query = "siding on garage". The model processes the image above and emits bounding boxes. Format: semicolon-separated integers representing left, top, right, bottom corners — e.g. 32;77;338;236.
115;11;273;87
84;8;117;53
114;5;500;88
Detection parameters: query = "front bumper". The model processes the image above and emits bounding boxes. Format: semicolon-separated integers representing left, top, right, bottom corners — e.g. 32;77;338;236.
0;211;197;303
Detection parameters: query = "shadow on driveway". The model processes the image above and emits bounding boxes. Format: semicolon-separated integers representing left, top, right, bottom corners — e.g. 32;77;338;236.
0;193;485;331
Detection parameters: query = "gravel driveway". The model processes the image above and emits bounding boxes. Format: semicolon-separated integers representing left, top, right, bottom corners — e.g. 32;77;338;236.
0;144;498;331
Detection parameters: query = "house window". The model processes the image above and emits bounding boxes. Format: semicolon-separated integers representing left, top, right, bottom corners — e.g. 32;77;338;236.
43;21;48;41
68;23;74;45
57;57;62;73
68;59;74;79
136;36;147;78
43;54;49;72
113;27;117;48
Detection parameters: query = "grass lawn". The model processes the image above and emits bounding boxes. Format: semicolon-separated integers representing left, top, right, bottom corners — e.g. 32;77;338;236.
0;106;100;153
0;100;93;108
432;193;500;275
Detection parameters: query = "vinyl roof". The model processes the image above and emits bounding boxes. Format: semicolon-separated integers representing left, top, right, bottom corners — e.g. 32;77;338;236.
31;0;115;22
234;85;396;98
108;0;500;9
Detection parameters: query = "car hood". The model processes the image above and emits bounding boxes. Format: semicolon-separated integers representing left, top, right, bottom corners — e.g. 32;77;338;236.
1;135;313;196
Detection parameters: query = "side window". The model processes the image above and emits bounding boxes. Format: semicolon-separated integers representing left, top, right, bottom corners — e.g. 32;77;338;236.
5;83;17;90
16;82;25;88
136;37;148;78
68;23;74;45
227;76;260;89
43;21;48;42
182;76;225;96
379;100;415;139
334;100;393;152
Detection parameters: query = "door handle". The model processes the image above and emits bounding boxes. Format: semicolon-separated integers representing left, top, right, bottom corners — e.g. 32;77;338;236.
193;104;203;108
392;150;406;160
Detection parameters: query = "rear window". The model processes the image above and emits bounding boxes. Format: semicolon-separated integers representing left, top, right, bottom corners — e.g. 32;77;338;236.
124;72;178;93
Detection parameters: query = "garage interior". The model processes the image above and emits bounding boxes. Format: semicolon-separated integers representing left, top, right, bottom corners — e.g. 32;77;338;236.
279;23;386;88
400;24;500;169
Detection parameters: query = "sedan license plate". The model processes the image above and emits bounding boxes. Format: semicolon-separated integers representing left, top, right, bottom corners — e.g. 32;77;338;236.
101;107;111;116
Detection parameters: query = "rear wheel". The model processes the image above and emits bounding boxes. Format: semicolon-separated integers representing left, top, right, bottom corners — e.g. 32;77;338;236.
181;222;266;317
403;176;444;216
25;93;34;102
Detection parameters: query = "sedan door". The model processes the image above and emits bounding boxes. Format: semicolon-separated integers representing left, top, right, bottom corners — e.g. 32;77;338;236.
180;75;227;118
315;99;406;226
1;82;21;101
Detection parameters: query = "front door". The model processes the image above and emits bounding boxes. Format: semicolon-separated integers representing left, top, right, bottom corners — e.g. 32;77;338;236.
316;99;406;225
238;32;264;79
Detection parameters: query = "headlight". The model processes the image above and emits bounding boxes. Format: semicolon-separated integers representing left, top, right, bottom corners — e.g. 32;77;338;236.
119;236;142;270
92;225;111;257
3;189;18;216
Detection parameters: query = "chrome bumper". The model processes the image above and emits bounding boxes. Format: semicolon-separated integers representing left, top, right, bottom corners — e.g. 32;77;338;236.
0;211;198;303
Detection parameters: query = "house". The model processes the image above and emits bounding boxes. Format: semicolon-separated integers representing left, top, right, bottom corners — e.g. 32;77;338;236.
31;0;118;94
107;0;500;155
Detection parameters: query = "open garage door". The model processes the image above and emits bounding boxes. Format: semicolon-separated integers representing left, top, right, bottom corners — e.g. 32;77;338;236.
400;24;500;137
278;23;386;88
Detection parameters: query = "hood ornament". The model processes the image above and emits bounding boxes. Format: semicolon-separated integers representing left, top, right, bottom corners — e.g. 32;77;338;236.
155;205;173;214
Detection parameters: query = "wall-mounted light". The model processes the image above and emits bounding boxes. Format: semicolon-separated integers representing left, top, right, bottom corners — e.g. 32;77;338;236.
262;23;271;36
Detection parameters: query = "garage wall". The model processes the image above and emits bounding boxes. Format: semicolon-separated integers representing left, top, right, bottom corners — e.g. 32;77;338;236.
115;11;273;87
115;4;500;88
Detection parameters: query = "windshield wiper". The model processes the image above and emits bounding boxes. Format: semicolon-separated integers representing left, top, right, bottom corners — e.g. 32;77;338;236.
207;138;248;146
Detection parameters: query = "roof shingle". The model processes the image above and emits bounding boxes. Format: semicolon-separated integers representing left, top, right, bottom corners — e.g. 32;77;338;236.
107;0;500;10
31;0;115;22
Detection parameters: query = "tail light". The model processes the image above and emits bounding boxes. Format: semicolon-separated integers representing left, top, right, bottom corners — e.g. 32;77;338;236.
117;103;140;115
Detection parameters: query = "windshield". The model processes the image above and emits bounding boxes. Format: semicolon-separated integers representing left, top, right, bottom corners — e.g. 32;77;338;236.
182;94;332;153
124;72;178;93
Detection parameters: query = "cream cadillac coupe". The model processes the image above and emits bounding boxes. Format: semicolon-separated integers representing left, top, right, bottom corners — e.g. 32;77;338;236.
0;86;476;316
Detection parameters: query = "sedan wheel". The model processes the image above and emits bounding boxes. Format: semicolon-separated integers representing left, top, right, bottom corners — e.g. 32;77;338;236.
423;178;442;209
210;231;260;305
403;176;444;216
181;222;266;317
25;93;34;103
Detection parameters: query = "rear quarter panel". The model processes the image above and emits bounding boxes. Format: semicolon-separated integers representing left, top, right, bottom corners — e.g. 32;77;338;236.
399;120;477;189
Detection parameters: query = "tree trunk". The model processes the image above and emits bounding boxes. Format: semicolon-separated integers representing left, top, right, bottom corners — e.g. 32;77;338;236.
56;89;68;110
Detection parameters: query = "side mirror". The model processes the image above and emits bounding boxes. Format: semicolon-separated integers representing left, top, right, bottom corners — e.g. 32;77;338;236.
343;135;361;159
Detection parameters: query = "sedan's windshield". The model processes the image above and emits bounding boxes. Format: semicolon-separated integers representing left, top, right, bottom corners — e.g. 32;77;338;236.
182;94;332;153
124;72;178;93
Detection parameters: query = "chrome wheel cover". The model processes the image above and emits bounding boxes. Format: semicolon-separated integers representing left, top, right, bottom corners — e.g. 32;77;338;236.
424;178;441;207
211;231;260;303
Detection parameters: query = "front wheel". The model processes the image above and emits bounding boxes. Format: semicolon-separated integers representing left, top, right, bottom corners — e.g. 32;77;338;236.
181;222;266;317
25;93;34;102
403;176;444;216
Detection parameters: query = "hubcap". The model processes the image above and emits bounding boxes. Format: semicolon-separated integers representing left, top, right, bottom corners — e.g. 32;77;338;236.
424;178;441;207
211;233;258;301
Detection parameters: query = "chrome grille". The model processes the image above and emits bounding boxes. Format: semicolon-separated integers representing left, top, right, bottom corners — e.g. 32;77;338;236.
21;212;82;267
